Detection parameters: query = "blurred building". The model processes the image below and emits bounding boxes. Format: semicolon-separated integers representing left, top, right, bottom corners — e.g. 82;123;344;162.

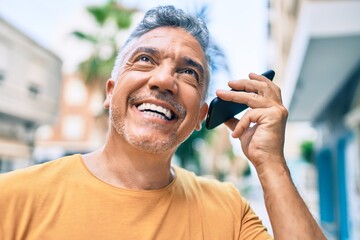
34;74;106;162
0;16;62;172
268;0;360;239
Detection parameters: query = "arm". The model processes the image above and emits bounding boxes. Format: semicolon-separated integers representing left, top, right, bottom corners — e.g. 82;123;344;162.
216;73;325;239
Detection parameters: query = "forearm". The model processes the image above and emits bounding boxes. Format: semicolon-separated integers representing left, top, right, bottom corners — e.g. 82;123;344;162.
256;159;326;240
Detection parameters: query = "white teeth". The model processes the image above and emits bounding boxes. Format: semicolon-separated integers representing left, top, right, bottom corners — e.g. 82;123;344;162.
137;103;173;120
143;111;166;120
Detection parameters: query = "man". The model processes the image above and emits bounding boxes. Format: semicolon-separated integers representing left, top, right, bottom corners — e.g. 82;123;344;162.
0;5;325;240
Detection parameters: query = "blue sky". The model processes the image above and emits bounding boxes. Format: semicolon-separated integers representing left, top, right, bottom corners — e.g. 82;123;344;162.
0;0;268;97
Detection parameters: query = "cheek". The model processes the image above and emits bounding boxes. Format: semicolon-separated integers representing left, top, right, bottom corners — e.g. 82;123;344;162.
115;71;150;95
180;86;203;123
180;83;203;107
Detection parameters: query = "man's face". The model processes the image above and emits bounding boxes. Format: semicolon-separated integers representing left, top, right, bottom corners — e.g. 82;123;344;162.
104;27;208;154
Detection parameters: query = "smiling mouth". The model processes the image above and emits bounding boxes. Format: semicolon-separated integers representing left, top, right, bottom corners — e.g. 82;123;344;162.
137;103;176;121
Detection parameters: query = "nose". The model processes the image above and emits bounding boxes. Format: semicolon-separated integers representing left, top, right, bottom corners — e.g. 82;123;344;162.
147;64;178;95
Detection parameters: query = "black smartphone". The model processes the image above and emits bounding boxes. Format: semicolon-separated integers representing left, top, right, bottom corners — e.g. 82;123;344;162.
205;70;275;130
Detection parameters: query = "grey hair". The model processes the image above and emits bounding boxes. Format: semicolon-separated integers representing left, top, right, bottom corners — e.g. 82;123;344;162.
111;5;213;96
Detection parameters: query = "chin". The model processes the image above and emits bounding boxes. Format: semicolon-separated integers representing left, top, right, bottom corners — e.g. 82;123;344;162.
119;126;179;154
128;135;178;154
110;109;190;154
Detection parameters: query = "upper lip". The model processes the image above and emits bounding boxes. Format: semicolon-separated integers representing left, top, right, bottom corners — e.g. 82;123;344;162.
133;99;179;119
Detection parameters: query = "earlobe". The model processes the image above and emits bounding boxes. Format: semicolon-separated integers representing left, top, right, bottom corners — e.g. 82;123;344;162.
195;103;208;131
103;79;115;109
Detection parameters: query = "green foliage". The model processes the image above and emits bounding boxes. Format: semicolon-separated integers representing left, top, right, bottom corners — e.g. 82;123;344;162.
300;140;315;164
87;6;108;26
175;122;209;174
78;53;117;86
72;31;98;43
113;9;132;28
86;0;134;28
242;163;251;177
72;0;137;87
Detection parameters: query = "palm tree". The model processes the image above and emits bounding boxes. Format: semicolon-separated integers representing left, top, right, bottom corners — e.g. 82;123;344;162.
72;0;137;89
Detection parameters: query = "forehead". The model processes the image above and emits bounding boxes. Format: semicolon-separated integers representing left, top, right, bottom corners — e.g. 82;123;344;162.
121;27;210;99
128;27;206;62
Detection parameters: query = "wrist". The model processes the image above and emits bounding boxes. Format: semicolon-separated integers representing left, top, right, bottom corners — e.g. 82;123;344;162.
251;153;287;174
254;158;291;187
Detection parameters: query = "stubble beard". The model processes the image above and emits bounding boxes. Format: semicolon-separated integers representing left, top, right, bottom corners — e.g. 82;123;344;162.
110;105;182;154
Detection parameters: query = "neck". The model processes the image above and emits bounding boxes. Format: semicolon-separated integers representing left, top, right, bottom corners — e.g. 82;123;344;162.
82;135;176;190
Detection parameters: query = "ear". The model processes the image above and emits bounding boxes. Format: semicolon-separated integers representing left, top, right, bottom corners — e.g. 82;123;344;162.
195;103;208;131
103;79;115;109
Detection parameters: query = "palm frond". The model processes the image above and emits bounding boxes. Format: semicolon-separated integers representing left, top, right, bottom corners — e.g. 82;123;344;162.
87;6;108;26
72;31;98;44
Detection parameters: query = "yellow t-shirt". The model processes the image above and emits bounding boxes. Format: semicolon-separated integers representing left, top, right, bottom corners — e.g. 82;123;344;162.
0;154;272;240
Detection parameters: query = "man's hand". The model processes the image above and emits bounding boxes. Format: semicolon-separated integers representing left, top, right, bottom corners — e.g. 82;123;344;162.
216;72;288;172
215;72;326;239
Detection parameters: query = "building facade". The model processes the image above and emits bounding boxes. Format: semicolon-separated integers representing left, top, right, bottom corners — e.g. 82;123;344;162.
34;74;106;162
268;0;360;239
0;16;62;172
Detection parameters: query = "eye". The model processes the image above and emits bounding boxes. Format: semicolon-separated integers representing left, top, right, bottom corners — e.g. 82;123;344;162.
181;69;198;79
139;55;151;62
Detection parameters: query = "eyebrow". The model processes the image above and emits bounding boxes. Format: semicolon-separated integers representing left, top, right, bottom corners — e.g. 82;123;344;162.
131;46;159;58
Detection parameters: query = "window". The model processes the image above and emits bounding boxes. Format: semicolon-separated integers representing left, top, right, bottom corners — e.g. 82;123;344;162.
64;77;87;106
0;70;5;83
0;43;8;83
27;61;45;98
28;83;40;98
62;115;85;140
0;158;13;173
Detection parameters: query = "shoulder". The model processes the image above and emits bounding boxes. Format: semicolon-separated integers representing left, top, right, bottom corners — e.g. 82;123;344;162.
173;166;272;239
0;154;81;192
174;166;247;207
174;166;240;193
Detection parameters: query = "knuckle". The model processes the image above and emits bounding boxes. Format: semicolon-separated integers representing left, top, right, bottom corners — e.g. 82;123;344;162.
246;94;259;106
252;93;260;100
258;82;268;92
264;82;270;89
277;105;288;119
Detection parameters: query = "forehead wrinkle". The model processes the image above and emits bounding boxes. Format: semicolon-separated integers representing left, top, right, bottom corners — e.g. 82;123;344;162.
124;30;208;87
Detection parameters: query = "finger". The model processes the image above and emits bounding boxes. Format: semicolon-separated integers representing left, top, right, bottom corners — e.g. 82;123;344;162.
228;73;282;101
231;109;264;138
228;79;268;94
216;90;274;109
249;72;272;82
232;110;251;138
249;73;283;101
